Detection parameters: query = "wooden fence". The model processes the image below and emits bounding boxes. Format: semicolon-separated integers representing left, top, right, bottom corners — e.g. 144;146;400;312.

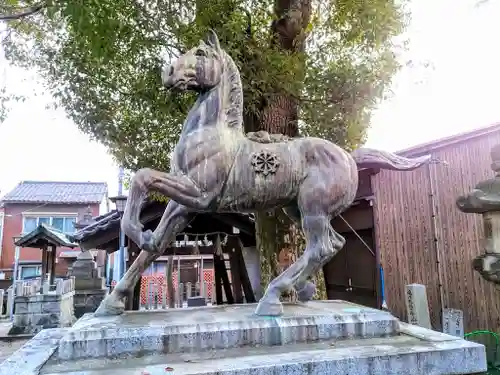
141;279;231;309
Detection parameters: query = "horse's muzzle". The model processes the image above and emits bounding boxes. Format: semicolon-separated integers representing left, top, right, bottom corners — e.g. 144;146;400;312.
161;65;175;88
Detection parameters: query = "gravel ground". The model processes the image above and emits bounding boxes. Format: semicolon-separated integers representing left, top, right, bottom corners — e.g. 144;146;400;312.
0;338;29;363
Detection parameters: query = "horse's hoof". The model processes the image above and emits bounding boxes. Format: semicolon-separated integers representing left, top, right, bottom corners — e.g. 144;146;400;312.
255;298;283;316
140;230;159;253
94;296;125;317
296;281;316;302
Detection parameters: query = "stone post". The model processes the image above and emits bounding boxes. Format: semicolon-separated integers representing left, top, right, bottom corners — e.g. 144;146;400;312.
177;283;184;307
456;144;500;283
0;289;4;317
405;284;432;329
442;308;464;338
67;250;107;318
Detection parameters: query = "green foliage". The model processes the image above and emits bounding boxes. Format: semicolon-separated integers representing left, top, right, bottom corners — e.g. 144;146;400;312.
1;0;408;168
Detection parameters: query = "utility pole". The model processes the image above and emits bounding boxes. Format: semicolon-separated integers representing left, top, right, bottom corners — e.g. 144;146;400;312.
118;167;127;280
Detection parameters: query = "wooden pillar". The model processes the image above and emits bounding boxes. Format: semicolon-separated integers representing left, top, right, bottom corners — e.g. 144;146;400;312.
213;252;234;305
132;276;141;311
200;256;205;296
40;245;48;287
227;238;243;304
50;245;57;285
45;250;49;274
214;256;223;305
126;239;141;311
234;238;256;303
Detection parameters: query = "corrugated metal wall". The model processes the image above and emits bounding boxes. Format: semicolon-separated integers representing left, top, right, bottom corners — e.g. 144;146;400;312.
372;132;500;332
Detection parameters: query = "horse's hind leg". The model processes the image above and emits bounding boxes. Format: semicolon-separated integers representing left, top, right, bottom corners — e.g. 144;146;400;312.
255;169;353;316
291;166;353;302
255;213;331;316
282;205;317;302
282;205;347;302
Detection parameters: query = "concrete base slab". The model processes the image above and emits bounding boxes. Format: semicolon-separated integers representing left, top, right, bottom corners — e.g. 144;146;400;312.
42;336;486;375
58;300;399;360
0;301;488;375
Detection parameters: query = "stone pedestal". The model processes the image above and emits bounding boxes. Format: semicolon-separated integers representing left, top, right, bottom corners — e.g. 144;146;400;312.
68;250;107;318
9;282;75;335
1;301;487;375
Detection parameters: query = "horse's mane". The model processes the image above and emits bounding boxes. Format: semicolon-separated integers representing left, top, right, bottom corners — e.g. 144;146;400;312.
220;50;243;130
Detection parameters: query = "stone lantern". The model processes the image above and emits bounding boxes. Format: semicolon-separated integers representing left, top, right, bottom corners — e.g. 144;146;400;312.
456;144;500;284
68;206;107;317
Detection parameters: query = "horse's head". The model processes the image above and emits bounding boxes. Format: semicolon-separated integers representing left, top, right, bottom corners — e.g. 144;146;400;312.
162;30;223;92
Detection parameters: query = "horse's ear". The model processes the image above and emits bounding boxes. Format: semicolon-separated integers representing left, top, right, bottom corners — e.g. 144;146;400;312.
205;29;221;51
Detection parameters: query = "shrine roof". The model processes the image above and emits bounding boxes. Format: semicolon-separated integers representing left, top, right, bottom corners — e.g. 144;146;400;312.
71;200;256;252
71;210;122;241
15;223;79;249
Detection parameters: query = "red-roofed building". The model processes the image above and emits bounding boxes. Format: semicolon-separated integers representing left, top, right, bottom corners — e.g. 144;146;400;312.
0;181;108;280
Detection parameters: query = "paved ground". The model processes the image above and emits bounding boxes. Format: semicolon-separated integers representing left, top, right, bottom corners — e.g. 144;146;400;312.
0;319;30;363
0;320;11;336
0;338;28;363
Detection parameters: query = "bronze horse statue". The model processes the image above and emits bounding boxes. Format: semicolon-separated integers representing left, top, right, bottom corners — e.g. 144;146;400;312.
95;30;430;316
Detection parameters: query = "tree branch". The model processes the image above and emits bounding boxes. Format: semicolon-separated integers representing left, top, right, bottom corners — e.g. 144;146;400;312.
237;5;252;39
0;3;45;21
0;27;13;43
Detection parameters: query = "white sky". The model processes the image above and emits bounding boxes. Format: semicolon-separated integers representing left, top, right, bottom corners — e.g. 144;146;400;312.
0;0;499;207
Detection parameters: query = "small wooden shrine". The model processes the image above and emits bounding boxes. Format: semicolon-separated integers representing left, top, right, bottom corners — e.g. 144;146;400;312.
15;223;78;287
72;199;257;309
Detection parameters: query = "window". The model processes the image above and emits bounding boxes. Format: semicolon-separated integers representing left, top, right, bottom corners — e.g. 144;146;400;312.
19;265;41;279
23;217;37;233
52;217;64;231
22;216;77;234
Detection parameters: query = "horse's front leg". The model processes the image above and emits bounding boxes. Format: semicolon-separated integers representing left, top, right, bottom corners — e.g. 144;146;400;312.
95;201;191;316
120;168;151;250
122;168;210;253
141;201;196;254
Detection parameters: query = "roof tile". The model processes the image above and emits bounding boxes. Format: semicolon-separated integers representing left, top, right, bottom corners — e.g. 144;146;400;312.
1;181;108;204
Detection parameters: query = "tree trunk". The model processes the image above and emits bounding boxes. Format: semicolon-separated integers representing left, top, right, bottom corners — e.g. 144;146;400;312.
193;0;327;300
253;0;327;300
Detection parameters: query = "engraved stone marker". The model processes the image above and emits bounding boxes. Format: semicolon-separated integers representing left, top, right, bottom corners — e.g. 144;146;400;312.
405;283;432;329
442;308;464;338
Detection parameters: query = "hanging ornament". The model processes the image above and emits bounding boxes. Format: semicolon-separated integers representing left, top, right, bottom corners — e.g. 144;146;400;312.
204;234;209;246
184;234;189;246
215;234;223;256
222;234;229;246
193;235;200;255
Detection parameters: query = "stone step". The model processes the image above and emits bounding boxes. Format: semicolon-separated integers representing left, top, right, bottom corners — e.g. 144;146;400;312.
57;301;400;360
42;326;486;375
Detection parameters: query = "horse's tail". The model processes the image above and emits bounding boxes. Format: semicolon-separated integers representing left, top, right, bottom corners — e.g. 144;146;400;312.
350;147;432;171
